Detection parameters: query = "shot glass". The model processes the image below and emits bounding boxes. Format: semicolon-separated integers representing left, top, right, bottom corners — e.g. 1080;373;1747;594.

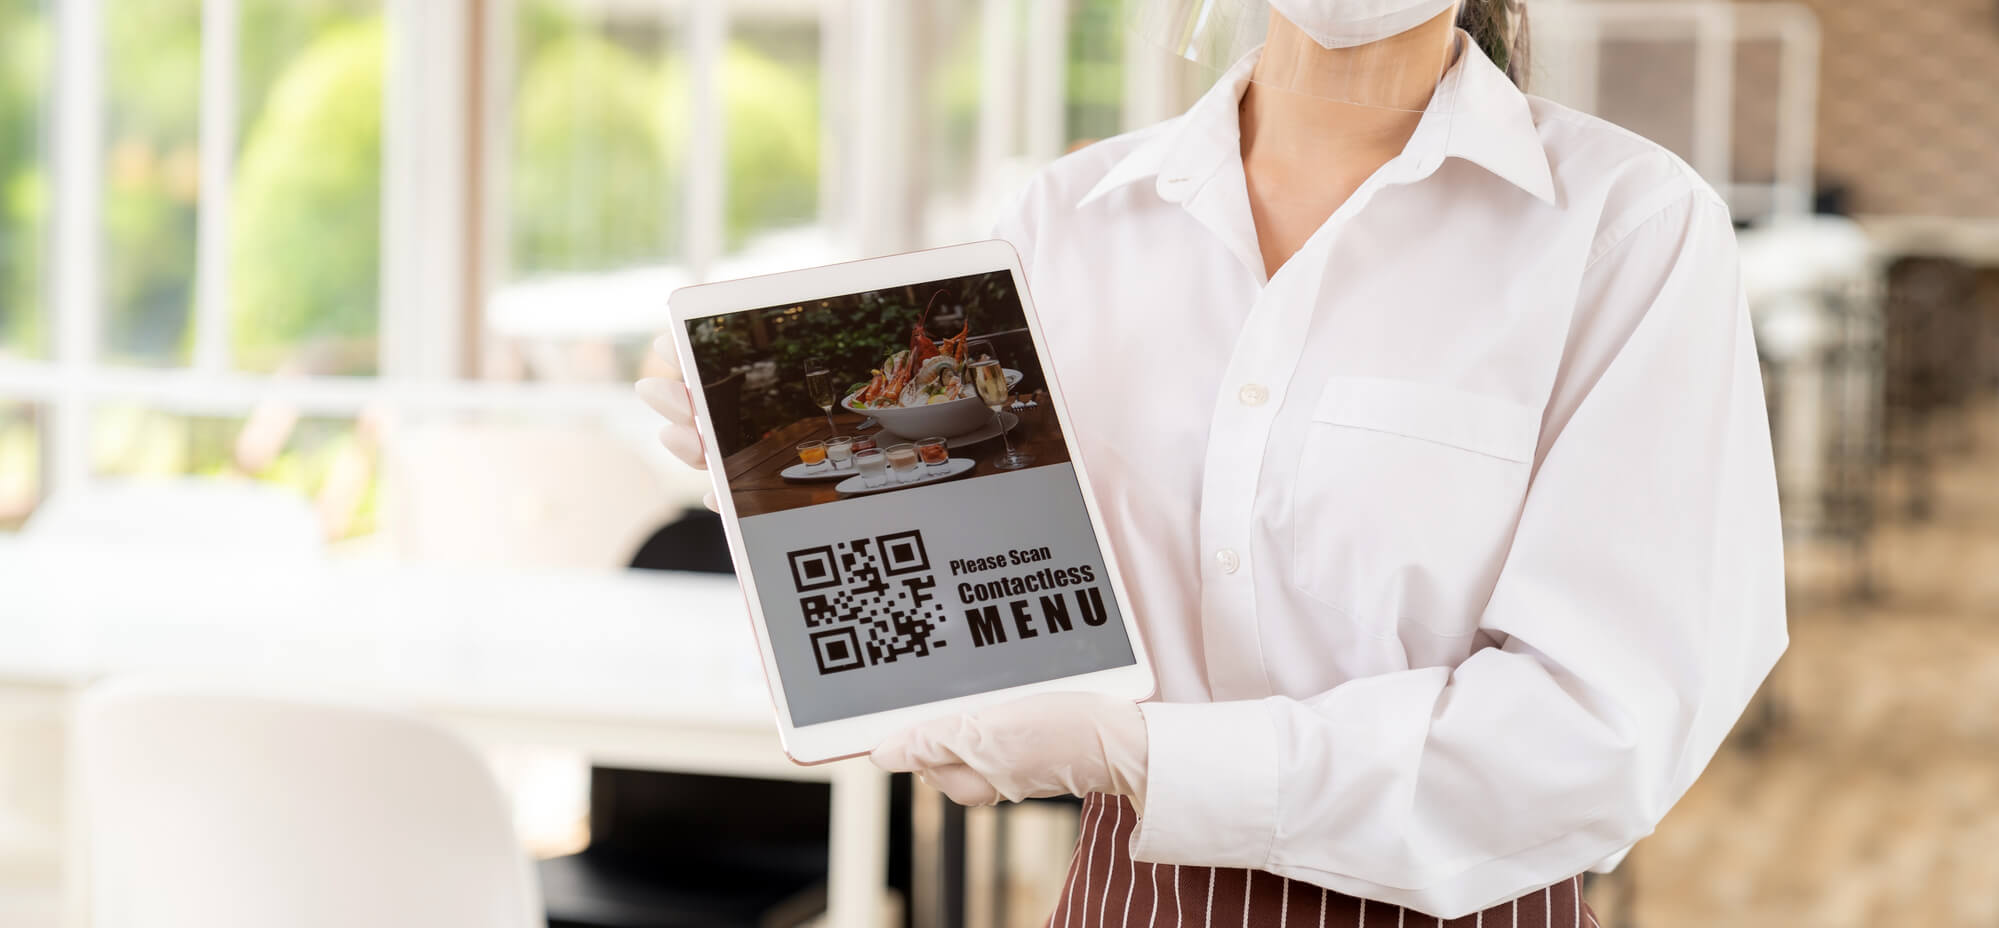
853;449;889;488
916;436;949;467
885;443;920;483
826;435;855;470
796;439;828;472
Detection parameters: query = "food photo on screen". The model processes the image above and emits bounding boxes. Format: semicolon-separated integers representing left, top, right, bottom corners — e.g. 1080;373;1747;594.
684;270;1073;519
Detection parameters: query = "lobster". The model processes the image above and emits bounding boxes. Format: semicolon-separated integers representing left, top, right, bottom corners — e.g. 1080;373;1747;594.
863;291;969;404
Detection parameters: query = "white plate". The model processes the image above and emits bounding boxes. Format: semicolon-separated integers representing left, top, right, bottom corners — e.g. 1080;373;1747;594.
943;411;1019;448
777;413;1009;479
834;457;976;495
779;459;857;481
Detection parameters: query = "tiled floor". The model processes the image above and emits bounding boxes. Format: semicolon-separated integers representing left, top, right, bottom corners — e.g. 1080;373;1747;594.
1603;400;1999;928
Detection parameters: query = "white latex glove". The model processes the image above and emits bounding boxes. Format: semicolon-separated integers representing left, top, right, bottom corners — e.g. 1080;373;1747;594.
634;335;720;512
870;693;1149;810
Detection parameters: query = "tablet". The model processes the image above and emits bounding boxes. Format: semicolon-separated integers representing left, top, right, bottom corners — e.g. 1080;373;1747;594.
669;241;1154;764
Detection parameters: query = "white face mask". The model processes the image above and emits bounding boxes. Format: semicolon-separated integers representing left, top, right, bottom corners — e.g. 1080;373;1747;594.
1267;0;1463;48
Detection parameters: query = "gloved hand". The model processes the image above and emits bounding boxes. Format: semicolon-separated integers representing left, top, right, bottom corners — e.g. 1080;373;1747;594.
870;693;1150;810
634;335;719;511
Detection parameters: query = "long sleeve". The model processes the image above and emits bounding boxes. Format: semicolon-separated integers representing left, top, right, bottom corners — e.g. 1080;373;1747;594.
1128;190;1789;917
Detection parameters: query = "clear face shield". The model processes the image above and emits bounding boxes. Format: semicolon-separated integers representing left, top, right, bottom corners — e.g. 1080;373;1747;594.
1127;0;1468;113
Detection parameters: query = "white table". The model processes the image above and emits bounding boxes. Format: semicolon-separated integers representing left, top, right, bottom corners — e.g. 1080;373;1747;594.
0;538;891;928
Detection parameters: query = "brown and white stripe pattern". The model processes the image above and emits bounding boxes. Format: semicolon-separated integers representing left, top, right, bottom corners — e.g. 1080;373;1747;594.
1047;794;1600;928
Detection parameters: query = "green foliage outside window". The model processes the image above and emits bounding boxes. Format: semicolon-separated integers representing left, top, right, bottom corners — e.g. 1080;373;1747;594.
509;7;821;272
0;0;47;359
102;0;201;364
1067;0;1126;144
713;42;820;251
510;28;681;272
0;0;825;369
229;18;384;374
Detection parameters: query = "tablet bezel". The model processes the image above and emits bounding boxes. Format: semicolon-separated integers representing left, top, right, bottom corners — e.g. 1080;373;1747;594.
668;240;1155;765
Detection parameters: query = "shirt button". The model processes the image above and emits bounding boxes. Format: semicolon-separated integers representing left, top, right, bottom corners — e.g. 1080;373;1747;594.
1215;548;1241;574
1238;383;1269;407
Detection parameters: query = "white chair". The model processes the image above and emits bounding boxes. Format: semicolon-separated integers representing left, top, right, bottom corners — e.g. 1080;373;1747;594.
72;678;544;928
5;480;324;924
0;690;65;928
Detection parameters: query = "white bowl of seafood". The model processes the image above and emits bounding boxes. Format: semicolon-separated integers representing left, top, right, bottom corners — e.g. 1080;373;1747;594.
842;325;1021;440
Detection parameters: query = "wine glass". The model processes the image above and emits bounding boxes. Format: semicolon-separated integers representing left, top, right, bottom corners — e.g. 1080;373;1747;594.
965;338;1032;470
804;357;838;435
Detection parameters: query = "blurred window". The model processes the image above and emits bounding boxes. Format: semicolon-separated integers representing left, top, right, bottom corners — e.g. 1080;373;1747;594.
101;0;202;367
1;0;394;536
0;401;37;529
489;0;836;383
497;2;831;278
484;0;1190;386
0;0;48;363
89;405;378;537
100;0;383;373
724;13;824;258
0;0;1199;535
918;3;984;236
508;0;686;277
229;0;386;376
1065;0;1125;148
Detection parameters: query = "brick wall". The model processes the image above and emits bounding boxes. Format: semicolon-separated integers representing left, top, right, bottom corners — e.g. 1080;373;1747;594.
1777;0;1999;217
1557;0;1999;218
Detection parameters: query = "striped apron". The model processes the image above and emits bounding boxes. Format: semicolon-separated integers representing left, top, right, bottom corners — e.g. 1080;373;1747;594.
1048;794;1600;928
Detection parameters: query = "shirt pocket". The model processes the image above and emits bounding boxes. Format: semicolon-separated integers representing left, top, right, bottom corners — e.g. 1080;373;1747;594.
1289;376;1540;639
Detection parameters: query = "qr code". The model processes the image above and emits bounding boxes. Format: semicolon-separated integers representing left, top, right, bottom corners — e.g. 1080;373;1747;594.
787;530;949;675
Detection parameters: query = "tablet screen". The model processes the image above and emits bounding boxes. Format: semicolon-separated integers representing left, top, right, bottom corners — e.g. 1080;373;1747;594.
686;269;1136;726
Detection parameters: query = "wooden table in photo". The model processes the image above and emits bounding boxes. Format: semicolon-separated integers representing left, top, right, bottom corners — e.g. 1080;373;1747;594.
722;391;1067;518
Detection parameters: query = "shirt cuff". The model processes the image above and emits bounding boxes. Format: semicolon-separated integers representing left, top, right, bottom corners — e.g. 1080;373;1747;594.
1129;700;1281;869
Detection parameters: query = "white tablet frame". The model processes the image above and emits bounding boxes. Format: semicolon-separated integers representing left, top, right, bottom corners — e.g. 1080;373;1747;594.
668;240;1155;764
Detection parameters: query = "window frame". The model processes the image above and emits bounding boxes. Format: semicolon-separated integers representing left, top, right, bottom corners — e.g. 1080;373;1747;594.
9;0;1175;505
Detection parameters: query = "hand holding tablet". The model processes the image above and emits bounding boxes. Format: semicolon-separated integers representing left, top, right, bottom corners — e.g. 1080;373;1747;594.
635;342;718;511
664;241;1154;764
869;691;1149;809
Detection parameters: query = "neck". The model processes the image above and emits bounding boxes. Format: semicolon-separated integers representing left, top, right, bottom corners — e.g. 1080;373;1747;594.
1240;10;1460;167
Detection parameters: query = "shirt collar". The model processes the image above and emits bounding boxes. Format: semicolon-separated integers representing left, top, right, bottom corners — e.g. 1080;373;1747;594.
1077;31;1556;209
1078;50;1259;208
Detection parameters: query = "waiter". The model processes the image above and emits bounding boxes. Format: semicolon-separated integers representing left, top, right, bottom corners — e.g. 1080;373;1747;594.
640;0;1787;923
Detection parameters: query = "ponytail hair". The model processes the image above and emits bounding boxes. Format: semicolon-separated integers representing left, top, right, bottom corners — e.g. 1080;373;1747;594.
1457;0;1530;86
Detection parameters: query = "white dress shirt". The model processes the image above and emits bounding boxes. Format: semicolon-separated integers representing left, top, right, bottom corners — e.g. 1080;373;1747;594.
993;36;1788;918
